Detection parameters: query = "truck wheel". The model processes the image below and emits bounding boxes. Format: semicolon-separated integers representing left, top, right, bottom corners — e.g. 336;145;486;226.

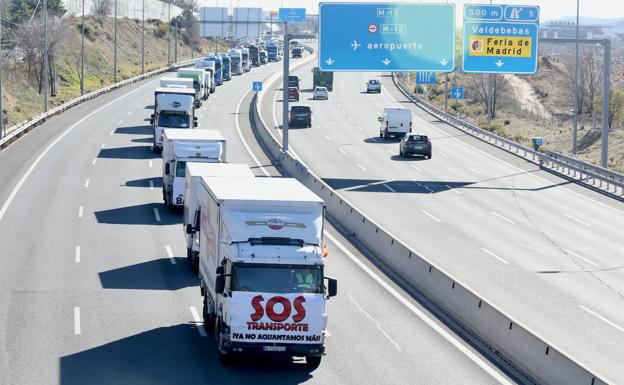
427;153;432;159
216;322;231;365
191;252;199;274
167;192;173;210
306;355;322;369
202;295;215;331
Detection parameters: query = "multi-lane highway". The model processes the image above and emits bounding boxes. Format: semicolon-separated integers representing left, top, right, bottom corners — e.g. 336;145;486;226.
0;53;516;383
263;48;624;382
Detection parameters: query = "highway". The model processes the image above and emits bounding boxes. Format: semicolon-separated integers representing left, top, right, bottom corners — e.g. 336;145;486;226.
0;56;514;383
262;48;624;382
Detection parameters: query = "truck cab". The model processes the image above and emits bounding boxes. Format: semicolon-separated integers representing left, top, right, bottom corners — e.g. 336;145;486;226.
266;42;279;62
197;177;337;367
150;87;196;153
177;68;205;108
228;49;243;75
194;59;215;96
219;54;232;81
241;48;251;72
378;107;412;140
204;55;223;85
161;129;226;209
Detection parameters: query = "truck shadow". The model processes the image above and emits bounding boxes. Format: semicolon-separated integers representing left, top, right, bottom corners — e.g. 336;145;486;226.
130;137;154;143
322;178;473;194
114;125;153;135
124;177;162;188
60;324;315;385
98;146;158;160
98;258;196;291
94;203;180;225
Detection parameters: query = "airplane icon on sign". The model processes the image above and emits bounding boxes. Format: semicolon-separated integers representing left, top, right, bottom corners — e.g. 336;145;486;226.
351;40;361;51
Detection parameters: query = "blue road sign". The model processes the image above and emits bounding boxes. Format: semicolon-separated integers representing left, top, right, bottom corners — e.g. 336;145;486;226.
319;3;455;72
252;81;262;91
279;8;306;22
451;86;464;100
415;72;436;85
462;4;540;74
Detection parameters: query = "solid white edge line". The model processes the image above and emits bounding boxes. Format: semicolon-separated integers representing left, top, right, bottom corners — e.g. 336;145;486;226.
347;292;401;351
190;306;208;337
74;307;81;335
236;82;271;177
579;305;624;333
565;214;591;227
165;245;176;264
565;249;600;267
421;209;442;223
481;248;510;265
324;231;513;384
75;246;81;263
153;208;161;223
78;206;84;218
468;166;481;175
490;211;515;225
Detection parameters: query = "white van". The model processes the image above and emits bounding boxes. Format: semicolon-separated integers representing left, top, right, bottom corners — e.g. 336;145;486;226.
378;108;412;139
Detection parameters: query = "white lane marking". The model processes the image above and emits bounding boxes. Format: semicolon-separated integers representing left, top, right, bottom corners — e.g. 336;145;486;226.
421;209;441;223
357;163;368;172
75;246;81;263
324;231;513;383
566;249;600;267
100;143;106;148
341;110;346;114
338;147;346;155
78;206;84;218
190;306;208;337
74;307;81;335
438;151;448;158
148;160;153;168
325;135;331;141
490;211;515;225
565;214;591;227
411;165;423;172
236;80;271;177
383;184;396;193
149;180;154;190
153;208;161;223
165;245;176;264
317;125;322;129
386;149;394;155
348;117;353;122
357;126;363;131
127;111;132;116
579;305;624;333
109;129;114;136
118;120;123;125
91;158;97;165
481;248;510;265
446;184;461;194
137;104;142;109
84;179;90;188
348;293;401;351
468;166;481;175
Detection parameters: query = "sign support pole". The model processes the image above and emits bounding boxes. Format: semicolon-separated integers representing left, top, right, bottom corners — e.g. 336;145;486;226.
282;23;289;152
601;40;610;168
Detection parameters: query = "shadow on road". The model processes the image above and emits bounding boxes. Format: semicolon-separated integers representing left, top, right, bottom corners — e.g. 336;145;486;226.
114;125;153;135
98;258;195;290
60;324;315;385
124;177;163;188
94;203;180;225
130;137;153;143
98;145;157;160
323;177;473;194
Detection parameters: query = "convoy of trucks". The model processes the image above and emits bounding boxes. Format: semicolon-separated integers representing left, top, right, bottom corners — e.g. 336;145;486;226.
248;45;260;67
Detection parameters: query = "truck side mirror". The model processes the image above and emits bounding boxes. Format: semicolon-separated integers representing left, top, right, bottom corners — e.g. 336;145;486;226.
216;266;225;275
327;278;337;298
164;163;171;175
215;275;225;294
149;119;154;125
185;224;194;234
377;117;382;122
151;114;154;119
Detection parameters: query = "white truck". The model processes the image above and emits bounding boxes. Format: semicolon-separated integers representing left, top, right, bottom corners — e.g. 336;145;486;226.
378;107;412;140
195;59;216;94
196;177;337;366
150;87;197;153
161;129;227;209
177;68;206;108
159;77;194;90
241;48;251;72
228;49;243;76
183;163;255;273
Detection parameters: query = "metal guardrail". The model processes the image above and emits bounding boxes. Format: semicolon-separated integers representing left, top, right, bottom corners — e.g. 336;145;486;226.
0;59;195;151
392;74;624;199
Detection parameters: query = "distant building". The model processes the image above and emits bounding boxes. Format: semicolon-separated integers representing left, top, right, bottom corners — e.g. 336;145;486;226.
541;20;607;39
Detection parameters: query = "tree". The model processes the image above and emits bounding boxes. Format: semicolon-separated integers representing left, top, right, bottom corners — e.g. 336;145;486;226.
467;73;507;118
91;0;112;16
594;88;624;129
8;0;65;27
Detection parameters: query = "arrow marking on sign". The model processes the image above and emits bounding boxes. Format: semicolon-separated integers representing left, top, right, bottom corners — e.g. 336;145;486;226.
325;58;335;66
495;60;504;68
440;58;448;66
351;40;361;51
382;58;392;66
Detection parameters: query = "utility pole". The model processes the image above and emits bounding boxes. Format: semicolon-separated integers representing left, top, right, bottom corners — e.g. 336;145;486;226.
601;40;611;168
0;0;4;139
141;0;145;74
167;3;171;67
572;0;579;154
80;0;85;95
444;73;448;111
113;0;117;83
43;0;49;112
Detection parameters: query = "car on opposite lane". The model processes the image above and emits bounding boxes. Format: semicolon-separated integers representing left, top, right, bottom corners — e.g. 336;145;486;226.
289;105;312;127
312;87;329;100
400;134;432;159
366;79;382;93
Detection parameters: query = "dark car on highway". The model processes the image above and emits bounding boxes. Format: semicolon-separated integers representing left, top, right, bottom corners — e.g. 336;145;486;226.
289;105;312;127
288;87;300;102
399;134;432;159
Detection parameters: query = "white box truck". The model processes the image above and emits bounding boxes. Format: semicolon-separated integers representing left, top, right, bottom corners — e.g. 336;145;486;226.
196;177;337;367
241;48;251;72
177;68;206;108
150;87;197;153
228;49;243;76
378;107;412;140
161;129;226;209
160;77;194;89
184;163;255;273
195;59;216;94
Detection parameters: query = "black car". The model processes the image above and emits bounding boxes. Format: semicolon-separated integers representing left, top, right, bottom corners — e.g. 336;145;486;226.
289;105;312;127
288;75;300;89
399;134;432;158
291;46;303;58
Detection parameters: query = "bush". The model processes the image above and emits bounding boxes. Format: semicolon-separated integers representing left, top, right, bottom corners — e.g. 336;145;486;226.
504;119;511;125
154;23;168;38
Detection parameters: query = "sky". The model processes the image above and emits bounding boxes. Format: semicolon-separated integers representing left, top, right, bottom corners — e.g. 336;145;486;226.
204;0;622;21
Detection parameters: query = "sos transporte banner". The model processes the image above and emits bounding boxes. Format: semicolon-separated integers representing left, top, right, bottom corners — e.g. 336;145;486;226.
230;292;325;344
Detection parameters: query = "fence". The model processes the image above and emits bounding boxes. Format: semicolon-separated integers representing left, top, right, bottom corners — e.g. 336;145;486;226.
62;0;183;20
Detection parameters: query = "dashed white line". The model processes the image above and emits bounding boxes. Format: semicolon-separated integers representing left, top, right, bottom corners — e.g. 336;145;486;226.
100;143;106;148
84;179;90;188
341;110;346;114
565;214;591;227
411;165;423;172
438;151;448;158
579;305;624;333
165;245;177;264
118;120;123;125
566;249;600;267
338;147;346;155
491;211;515;225
190;306;208;337
78;206;84;218
127;111;132;116
445;184;461;194
468;166;481;175
149;180;154;190
357;126;363;131
74;307;81;335
109;129;114;135
91;158;97;165
421;210;441;223
75;246;81;263
348;293;401;351
137;104;142;109
357;163;367;172
481;248;510;265
325;135;331;141
148;160;153;168
383;184;396;193
153;208;161;222
348;117;353;122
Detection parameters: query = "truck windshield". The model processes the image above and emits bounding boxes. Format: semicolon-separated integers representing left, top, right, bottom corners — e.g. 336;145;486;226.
176;161;186;177
158;111;189;128
231;264;323;294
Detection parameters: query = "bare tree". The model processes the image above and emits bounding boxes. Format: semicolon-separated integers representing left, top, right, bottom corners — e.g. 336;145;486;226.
91;0;112;16
582;46;603;118
467;74;507;118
